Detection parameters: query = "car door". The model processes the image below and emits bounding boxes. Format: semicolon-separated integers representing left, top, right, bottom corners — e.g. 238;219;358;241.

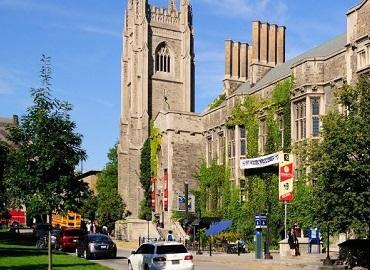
142;244;155;269
130;244;146;270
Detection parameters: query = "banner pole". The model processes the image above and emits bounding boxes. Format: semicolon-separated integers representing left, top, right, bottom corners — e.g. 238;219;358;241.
284;201;287;239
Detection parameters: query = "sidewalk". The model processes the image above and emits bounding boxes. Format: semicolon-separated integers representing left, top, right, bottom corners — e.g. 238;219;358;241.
193;251;344;270
114;240;344;270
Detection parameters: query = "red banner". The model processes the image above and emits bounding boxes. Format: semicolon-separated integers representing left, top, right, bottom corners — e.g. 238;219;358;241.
151;177;156;210
164;169;168;211
279;153;294;202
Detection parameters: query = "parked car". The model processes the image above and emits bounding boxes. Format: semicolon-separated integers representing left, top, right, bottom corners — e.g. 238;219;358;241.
56;228;85;251
76;233;117;259
128;241;194;270
33;224;51;240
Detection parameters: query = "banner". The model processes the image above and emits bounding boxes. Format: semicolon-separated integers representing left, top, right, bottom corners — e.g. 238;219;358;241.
163;169;168;211
240;152;280;169
279;153;294;202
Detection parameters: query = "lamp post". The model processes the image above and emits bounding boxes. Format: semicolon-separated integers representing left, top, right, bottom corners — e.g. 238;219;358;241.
323;223;332;265
184;181;189;216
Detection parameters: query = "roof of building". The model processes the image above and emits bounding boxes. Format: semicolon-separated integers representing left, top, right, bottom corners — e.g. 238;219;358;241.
235;33;347;95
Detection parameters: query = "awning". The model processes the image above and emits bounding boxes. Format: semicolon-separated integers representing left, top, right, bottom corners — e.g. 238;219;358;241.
205;220;232;236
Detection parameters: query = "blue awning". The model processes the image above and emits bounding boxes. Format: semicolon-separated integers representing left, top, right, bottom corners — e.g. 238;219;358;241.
205;220;232;236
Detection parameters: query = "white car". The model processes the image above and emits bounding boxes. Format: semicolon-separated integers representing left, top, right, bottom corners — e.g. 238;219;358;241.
128;241;194;270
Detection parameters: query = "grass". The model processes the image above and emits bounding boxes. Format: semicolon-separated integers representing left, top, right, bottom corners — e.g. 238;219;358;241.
0;230;112;270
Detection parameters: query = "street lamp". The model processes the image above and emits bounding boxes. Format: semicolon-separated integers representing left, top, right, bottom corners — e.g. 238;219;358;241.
323;223;332;266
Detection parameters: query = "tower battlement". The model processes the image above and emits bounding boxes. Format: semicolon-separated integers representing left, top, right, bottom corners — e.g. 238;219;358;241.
149;5;180;26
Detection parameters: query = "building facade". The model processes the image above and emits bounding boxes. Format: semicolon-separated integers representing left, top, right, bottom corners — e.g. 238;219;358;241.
119;0;370;226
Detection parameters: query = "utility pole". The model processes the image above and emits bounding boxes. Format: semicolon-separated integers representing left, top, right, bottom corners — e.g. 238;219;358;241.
185;181;189;216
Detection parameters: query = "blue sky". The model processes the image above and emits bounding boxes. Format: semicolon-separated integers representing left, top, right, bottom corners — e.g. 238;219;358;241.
0;0;359;170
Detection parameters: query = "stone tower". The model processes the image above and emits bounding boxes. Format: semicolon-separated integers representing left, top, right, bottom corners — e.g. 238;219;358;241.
118;0;195;218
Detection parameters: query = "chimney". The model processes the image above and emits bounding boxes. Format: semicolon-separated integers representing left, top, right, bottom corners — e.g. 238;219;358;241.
252;21;261;63
232;42;240;78
277;26;286;64
240;43;248;80
225;40;232;79
260;23;269;64
268;24;277;64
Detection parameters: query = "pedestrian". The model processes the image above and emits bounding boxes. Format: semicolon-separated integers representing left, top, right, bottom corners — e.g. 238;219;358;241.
288;229;295;256
293;228;300;256
166;230;175;241
102;225;108;235
86;222;91;233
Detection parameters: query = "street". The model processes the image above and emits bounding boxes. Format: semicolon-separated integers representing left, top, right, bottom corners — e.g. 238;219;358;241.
88;249;250;270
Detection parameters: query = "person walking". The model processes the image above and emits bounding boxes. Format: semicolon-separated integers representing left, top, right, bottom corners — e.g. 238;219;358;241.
293;228;300;256
288;229;296;256
166;230;175;241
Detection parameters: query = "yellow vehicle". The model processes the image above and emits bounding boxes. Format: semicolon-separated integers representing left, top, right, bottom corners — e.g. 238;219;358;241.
52;211;81;228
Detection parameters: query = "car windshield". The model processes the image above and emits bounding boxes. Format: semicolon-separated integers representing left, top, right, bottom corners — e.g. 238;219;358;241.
64;229;83;236
88;235;110;243
156;245;188;254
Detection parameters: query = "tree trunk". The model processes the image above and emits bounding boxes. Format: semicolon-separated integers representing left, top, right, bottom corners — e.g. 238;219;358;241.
48;212;52;270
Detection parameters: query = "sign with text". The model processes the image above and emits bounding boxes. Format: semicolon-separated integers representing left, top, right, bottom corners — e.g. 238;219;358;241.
255;215;267;229
240;153;280;169
279;153;294;202
177;194;195;212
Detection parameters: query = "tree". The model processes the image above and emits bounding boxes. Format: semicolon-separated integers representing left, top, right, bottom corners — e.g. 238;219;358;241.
5;55;88;215
96;144;125;232
312;75;370;238
0;141;9;216
4;55;88;270
79;194;98;222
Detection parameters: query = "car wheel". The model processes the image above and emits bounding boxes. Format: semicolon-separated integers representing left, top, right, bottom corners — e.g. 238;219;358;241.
144;264;149;270
128;262;133;270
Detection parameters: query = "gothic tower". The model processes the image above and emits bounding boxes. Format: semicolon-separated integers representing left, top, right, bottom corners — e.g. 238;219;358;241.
118;0;195;218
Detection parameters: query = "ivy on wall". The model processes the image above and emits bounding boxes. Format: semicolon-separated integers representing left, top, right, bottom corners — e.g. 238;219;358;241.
195;77;296;246
150;120;162;177
139;121;162;220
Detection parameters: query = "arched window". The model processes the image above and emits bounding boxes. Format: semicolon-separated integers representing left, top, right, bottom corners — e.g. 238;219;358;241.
155;44;171;73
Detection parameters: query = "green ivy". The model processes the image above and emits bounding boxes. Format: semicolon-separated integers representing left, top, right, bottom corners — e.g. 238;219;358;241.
150;120;162;177
208;94;226;110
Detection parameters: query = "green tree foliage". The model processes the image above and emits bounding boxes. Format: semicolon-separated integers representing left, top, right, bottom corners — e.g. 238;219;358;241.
5;55;88;217
79;194;98;222
208;94;226;110
287;178;315;230
0;142;9;216
96;144;125;231
311;75;370;237
139;138;152;220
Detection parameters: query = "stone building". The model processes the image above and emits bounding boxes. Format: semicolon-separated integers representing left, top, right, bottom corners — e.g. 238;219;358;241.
0;115;18;143
119;0;370;237
118;0;195;219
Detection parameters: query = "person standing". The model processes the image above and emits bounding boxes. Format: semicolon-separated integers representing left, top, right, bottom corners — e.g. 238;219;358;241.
293;228;300;256
166;230;174;241
288;229;295;256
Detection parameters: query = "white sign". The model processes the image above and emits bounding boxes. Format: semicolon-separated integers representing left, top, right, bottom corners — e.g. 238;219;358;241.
177;194;195;212
240;153;280;169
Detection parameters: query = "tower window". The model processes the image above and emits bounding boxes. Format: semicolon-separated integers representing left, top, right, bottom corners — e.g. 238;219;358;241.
156;44;171;73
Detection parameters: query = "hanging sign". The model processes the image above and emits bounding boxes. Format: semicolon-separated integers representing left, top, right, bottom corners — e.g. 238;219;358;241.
150;177;156;210
279;153;294;202
240;152;280;169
